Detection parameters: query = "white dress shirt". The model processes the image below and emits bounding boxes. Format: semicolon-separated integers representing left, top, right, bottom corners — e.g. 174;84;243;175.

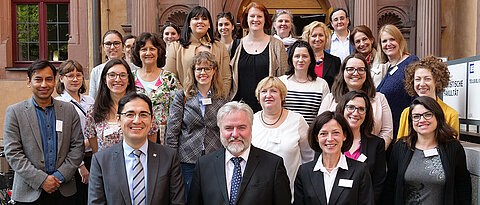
123;140;148;204
313;154;349;204
330;31;352;62
225;146;251;198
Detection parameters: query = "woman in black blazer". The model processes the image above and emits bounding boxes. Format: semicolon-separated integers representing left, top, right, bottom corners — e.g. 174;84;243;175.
381;96;471;204
335;90;386;203
301;21;341;89
294;111;374;205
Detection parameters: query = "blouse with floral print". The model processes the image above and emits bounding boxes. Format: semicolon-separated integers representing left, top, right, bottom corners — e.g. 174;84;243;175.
134;69;178;124
84;107;160;152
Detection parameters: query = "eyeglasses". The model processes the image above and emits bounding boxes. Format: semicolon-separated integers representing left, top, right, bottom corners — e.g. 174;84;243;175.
106;72;129;80
194;67;213;73
120;112;152;120
104;41;122;48
345;104;366;114
63;73;83;80
412;111;434;122
345;67;366;75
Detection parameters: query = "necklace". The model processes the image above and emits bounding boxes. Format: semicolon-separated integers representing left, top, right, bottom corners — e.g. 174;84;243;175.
293;75;309;83
261;109;283;126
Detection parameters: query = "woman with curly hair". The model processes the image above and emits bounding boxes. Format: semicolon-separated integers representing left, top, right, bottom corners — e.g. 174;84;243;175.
397;56;458;139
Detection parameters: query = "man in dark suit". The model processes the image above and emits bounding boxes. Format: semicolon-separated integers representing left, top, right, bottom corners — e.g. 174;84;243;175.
188;101;291;205
88;92;185;205
3;60;85;204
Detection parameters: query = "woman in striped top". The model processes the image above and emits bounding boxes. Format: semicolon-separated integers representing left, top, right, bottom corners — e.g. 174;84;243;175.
279;40;330;124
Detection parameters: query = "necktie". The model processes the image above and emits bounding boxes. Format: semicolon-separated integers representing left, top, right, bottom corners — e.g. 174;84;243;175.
230;157;243;205
132;150;146;205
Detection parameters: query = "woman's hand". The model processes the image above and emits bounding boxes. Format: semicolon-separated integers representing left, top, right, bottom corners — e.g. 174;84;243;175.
78;164;90;184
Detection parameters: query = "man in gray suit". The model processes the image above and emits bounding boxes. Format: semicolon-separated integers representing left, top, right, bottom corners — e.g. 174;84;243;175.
3;60;85;204
88;92;185;205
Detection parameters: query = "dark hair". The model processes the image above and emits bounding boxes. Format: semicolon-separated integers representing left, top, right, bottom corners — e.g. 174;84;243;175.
335;90;374;138
161;22;181;39
308;111;354;153
404;56;450;97
215;12;237;39
350;25;376;50
331;53;376;102
102;30;124;60
27;59;57;79
56;60;86;94
123;34;136;43
117;92;153;117
286;40;317;80
329;8;351;29
93;59;136;123
131;32;166;68
240;2;272;30
403;96;457;149
180;6;215;48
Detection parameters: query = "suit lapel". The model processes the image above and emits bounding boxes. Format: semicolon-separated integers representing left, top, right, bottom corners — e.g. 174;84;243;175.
360;135;368;156
236;147;260;203
24;100;43;153
115;145;133;205
310;170;328;204
328;162;355;205
214;149;229;203
146;141;160;205
53;100;64;154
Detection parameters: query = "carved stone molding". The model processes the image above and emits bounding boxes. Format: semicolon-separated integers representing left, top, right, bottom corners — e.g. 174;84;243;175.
159;5;190;27
377;6;407;29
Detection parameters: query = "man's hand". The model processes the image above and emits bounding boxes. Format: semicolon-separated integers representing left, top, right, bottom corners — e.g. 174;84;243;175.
42;175;61;193
78;164;90;184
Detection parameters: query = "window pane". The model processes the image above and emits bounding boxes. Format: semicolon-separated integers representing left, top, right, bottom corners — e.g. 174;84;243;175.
59;43;68;61
47;42;57;61
28;5;39;23
30;24;39;42
16;5;28;23
59;24;69;41
17;24;27;42
47;24;57;41
58;4;69;22
18;43;28;61
30;43;39;61
47;4;57;22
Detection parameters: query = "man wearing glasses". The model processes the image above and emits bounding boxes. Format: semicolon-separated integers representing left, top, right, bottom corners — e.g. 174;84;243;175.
88;92;185;204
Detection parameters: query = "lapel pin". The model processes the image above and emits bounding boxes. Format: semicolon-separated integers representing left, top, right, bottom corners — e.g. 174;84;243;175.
153;153;157;157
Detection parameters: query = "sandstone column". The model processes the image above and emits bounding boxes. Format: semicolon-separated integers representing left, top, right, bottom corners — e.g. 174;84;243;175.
199;0;222;28
353;0;377;39
417;0;441;58
132;0;157;35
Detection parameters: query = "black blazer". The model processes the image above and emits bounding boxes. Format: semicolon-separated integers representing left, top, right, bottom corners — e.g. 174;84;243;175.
188;146;291;205
294;157;374;205
381;140;471;205
322;51;341;89
359;134;386;203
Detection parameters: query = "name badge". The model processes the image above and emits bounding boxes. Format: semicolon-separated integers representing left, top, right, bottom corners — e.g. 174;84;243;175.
338;179;353;188
424;148;439;157
201;98;212;105
104;127;116;137
357;154;367;163
147;84;157;91
56;120;63;132
389;66;398;75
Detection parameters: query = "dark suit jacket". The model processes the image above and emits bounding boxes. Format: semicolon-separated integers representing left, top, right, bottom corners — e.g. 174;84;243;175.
360;134;386;203
3;98;84;202
294;157;374;205
188;146;291;205
321;52;341;89
88;140;185;205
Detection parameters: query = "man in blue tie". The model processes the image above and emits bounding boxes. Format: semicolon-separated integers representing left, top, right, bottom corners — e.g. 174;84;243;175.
188;101;291;205
88;93;185;205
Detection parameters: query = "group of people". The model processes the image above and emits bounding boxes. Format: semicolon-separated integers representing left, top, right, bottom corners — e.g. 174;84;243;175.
2;1;472;205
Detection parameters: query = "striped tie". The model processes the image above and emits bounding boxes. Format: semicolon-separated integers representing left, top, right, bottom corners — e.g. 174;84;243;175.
229;157;243;205
132;150;145;205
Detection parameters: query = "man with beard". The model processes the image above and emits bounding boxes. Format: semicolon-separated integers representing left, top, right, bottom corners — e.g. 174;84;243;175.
187;101;291;205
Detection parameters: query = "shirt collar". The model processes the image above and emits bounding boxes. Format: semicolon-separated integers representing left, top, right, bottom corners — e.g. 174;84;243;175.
313;154;348;172
225;145;251;165
189;33;212;47
32;97;54;109
196;88;212;98
123;139;149;156
332;30;350;41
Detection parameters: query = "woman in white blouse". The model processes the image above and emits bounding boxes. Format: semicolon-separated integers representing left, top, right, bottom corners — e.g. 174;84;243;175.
252;76;314;199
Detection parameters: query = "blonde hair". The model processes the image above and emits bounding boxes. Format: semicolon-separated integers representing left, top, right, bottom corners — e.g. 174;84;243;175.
376;24;409;63
184;51;226;99
301;21;332;50
254;76;287;105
